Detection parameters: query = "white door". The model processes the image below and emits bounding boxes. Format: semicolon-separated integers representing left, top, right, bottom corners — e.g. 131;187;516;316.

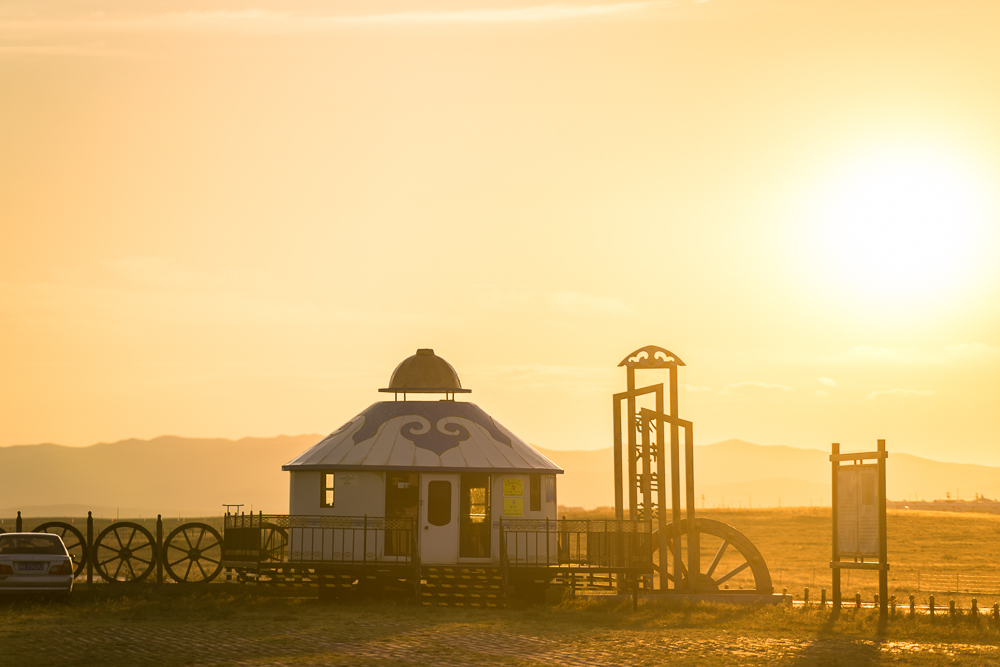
420;473;460;564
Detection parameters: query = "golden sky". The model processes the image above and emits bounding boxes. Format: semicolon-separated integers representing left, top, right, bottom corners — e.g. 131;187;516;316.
2;0;999;465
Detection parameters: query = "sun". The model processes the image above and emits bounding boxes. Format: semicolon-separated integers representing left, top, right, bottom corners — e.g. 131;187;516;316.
806;146;992;303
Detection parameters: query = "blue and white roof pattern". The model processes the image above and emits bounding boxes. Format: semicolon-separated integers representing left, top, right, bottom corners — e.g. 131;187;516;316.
283;401;563;474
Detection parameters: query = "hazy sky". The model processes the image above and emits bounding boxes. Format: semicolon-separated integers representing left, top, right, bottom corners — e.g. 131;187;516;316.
3;0;999;465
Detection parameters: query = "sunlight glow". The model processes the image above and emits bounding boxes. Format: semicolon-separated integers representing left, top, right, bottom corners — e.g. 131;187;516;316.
810;147;992;302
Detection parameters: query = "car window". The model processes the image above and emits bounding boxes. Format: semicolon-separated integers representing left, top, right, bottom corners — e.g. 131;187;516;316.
0;534;67;555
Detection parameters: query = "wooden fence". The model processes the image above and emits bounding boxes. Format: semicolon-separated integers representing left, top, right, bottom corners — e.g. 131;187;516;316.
2;510;223;584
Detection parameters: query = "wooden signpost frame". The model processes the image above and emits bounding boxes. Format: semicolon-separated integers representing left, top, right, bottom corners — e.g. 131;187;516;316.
830;439;889;617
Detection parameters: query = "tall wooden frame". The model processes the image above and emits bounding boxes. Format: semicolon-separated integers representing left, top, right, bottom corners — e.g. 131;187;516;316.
831;439;889;617
613;345;698;591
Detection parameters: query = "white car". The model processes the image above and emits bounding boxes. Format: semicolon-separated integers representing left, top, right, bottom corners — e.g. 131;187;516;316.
0;533;75;596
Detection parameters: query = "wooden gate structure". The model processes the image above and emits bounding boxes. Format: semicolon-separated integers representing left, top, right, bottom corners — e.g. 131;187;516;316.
613;345;774;597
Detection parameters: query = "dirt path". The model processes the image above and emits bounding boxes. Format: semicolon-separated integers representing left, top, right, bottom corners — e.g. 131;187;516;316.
34;623;1000;666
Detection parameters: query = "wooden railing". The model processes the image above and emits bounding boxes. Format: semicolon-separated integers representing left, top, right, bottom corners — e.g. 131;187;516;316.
223;513;417;566
499;517;654;570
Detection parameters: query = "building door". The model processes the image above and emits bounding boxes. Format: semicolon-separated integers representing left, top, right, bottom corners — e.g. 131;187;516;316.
420;473;460;565
385;472;418;557
459;473;491;560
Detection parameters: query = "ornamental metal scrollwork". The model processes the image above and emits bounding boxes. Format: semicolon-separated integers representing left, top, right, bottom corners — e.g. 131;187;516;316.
618;345;685;369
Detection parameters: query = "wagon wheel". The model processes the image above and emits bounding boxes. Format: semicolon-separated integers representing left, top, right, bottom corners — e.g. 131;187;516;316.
94;522;156;583
33;522;87;576
658;518;773;594
260;523;288;562
163;523;223;583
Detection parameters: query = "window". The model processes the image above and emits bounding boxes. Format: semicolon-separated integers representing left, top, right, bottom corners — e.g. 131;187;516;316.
530;474;541;512
321;473;335;508
0;534;67;555
428;480;452;526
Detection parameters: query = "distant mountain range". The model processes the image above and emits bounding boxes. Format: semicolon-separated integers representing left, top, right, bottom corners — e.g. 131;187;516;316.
536;440;1000;510
1;435;997;518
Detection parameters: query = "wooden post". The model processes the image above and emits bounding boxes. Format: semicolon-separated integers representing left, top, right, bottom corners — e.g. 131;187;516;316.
16;511;22;533
613;398;623;521
684;425;698;589
653;407;669;592
909;594;915;616
86;511;94;586
545;516;550;565
877;439;888;619
626;368;638;527
156;515;163;585
929;594;935;619
831;443;841;612
413;516;421;605
499;516;508;603
669;367;682;591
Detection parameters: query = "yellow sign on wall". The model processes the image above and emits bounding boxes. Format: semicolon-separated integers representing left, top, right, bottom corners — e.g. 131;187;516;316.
503;497;524;517
503;478;523;497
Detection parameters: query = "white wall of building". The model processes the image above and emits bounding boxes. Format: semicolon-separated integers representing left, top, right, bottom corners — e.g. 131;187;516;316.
491;473;558;563
289;470;385;517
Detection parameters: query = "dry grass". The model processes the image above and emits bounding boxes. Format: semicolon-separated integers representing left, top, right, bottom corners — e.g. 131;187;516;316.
560;506;1000;607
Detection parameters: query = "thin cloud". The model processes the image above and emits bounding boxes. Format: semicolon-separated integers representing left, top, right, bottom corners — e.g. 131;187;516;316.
945;343;1000;359
866;389;934;400
818;377;837;387
486;287;633;317
548;291;633;317
682;384;713;393
718;381;794;396
846;345;923;363
1;2;681;37
340;2;673;25
472;364;614;392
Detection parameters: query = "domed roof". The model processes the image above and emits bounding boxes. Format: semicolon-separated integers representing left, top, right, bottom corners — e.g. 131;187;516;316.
379;349;471;394
283;400;562;474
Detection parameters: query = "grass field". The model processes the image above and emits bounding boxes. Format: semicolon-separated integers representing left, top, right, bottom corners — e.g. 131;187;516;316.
562;507;1000;608
1;585;999;666
2;508;999;665
6;507;1000;607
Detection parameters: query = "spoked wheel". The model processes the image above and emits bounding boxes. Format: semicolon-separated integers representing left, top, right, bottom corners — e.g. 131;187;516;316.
658;518;773;594
94;522;156;583
260;524;288;562
163;523;223;583
33;522;88;576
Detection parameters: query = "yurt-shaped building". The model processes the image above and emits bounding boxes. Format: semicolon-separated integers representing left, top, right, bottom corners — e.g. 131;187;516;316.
283;349;562;565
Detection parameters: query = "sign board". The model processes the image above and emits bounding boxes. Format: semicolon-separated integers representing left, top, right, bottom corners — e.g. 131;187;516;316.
503;498;524;517
503;478;523;497
830;440;889;617
836;464;879;557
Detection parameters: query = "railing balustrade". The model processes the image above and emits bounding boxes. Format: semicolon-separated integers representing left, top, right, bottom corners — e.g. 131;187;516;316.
222;513;417;565
499;517;654;570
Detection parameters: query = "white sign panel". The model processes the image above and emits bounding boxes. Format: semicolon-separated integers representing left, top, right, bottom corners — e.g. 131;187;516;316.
837;464;879;558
